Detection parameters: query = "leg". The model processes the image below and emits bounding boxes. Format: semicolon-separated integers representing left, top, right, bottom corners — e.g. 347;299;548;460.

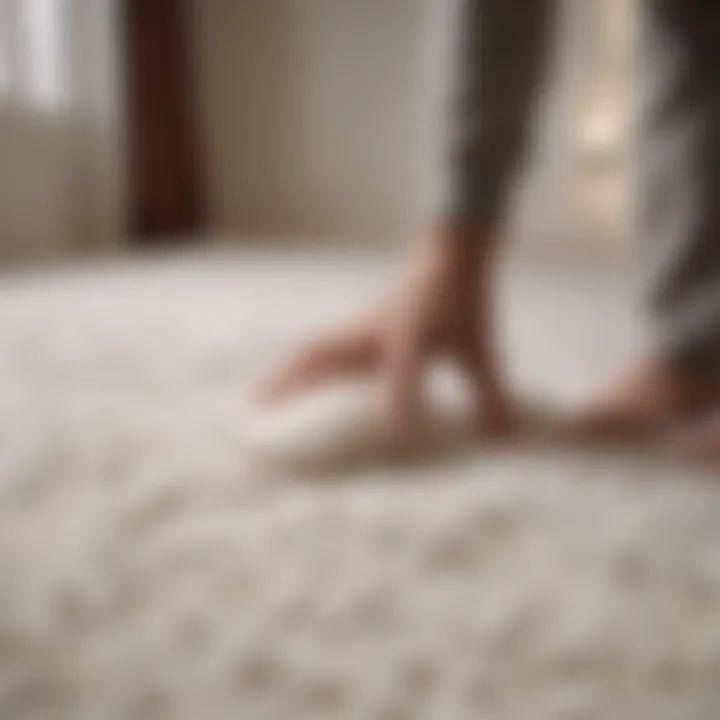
642;0;720;378
574;0;720;440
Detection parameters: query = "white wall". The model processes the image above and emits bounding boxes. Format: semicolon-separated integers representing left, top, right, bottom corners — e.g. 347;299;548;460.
190;0;634;259
190;0;433;241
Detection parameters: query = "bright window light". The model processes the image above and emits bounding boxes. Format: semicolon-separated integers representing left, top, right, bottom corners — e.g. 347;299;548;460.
22;0;65;107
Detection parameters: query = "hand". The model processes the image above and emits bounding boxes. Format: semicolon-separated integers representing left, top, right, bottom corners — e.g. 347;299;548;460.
254;225;517;441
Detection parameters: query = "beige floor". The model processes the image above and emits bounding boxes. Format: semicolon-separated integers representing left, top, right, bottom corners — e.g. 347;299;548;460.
1;246;719;720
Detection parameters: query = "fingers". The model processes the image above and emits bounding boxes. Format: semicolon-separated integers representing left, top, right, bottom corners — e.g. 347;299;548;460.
458;342;518;439
254;329;377;407
382;317;427;441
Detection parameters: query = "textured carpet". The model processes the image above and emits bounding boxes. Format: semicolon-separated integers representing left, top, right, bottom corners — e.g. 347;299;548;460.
1;247;719;720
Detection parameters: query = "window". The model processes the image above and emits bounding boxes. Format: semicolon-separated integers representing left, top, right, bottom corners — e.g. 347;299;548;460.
24;0;65;107
0;0;66;107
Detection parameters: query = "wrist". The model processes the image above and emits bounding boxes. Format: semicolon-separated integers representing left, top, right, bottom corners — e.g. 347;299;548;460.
430;219;493;280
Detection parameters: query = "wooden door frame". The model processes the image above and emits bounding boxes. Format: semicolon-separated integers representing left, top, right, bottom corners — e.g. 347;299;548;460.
121;0;205;243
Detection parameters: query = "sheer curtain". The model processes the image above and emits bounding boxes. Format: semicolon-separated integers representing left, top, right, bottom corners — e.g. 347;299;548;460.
0;0;123;261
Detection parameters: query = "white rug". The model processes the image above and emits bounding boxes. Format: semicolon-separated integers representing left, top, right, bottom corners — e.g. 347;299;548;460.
1;247;719;720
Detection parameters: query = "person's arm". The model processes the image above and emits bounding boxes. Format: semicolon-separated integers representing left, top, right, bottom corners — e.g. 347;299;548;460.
443;0;554;246
256;0;555;439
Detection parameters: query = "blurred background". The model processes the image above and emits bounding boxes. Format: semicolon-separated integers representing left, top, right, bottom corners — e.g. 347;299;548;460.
8;5;720;720
0;0;635;265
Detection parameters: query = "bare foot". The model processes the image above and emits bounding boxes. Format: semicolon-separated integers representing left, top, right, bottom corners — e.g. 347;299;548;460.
670;411;720;464
569;355;714;442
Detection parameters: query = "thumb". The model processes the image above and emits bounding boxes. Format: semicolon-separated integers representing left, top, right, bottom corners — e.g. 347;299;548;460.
460;342;517;439
254;328;375;407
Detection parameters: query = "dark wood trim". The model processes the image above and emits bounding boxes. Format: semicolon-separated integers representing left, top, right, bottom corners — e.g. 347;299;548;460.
122;0;205;242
